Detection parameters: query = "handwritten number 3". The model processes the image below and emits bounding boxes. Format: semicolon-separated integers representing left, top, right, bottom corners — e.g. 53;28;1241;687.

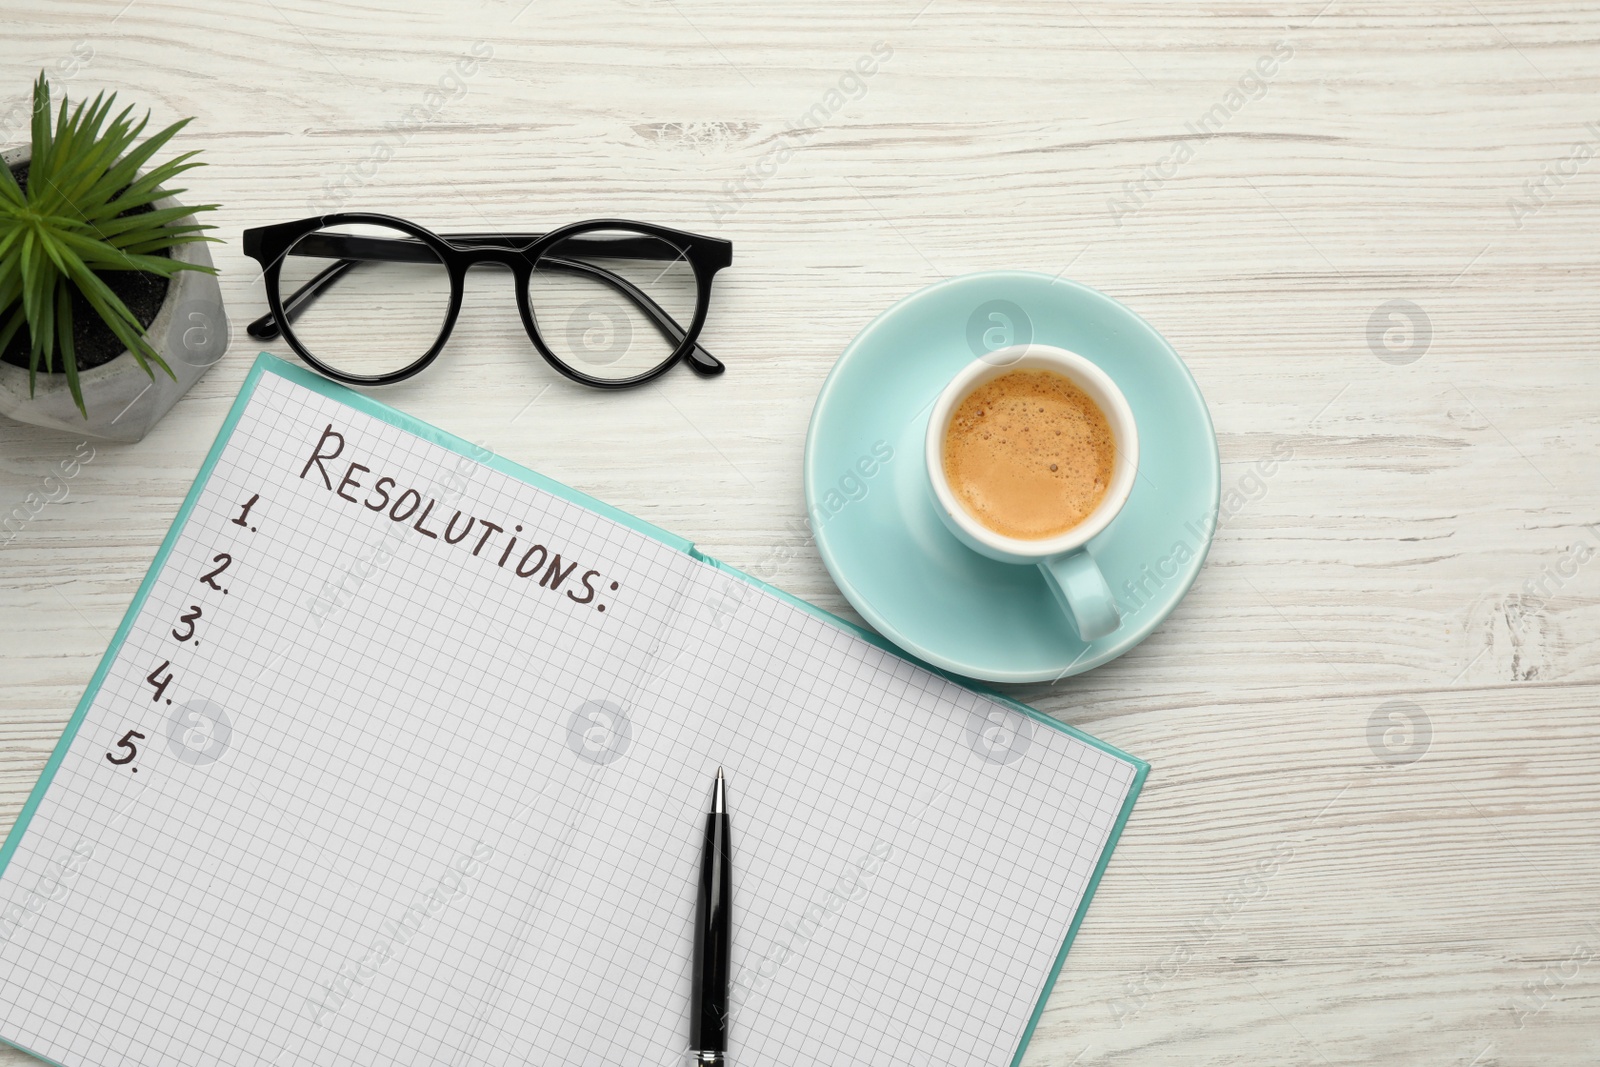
172;606;202;642
199;553;232;591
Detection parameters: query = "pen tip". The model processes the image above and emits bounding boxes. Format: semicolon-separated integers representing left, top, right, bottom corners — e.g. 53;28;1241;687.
717;766;724;780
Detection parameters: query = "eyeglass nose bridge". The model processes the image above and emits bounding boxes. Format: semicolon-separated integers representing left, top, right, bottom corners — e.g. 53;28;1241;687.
453;244;541;274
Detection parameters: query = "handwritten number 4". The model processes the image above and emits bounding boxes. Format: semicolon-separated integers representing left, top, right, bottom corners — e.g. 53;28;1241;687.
146;661;173;702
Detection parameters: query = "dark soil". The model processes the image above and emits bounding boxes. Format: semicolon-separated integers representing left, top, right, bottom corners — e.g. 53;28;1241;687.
0;160;171;373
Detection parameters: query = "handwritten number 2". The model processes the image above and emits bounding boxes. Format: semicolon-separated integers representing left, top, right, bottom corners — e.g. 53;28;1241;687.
171;606;202;643
146;661;173;702
199;553;231;591
106;730;145;766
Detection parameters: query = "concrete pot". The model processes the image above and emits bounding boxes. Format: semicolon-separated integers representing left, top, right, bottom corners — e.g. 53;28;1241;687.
0;146;229;443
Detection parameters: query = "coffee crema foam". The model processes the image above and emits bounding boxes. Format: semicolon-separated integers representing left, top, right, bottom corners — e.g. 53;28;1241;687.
942;369;1115;540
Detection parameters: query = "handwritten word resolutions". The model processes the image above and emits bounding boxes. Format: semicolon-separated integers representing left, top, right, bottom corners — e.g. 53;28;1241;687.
298;423;620;614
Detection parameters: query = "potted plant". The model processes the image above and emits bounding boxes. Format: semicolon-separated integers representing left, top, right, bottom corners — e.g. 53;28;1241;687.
0;73;227;442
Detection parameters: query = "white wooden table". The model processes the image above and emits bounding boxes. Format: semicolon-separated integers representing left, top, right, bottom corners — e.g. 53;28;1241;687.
4;2;1599;1063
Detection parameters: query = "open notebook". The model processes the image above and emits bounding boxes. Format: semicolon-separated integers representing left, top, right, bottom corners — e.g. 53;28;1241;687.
0;355;1145;1067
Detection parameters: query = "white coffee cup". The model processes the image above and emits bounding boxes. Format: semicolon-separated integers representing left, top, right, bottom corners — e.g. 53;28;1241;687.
924;344;1138;642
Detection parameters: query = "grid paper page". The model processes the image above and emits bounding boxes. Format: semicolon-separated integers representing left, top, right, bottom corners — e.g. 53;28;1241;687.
0;366;1139;1067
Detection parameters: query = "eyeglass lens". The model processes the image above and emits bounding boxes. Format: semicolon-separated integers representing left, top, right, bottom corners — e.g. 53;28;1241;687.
279;222;451;380
527;229;698;383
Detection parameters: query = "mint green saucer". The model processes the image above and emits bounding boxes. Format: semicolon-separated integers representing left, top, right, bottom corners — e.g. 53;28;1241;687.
804;271;1219;683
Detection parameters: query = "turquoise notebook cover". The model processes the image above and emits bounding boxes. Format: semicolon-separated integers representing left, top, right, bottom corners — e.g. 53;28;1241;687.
0;352;1147;1067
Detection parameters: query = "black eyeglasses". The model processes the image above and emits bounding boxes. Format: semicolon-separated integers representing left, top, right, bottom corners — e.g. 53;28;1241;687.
242;213;732;388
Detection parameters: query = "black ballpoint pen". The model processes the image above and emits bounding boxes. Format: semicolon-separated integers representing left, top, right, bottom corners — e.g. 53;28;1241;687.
690;768;733;1067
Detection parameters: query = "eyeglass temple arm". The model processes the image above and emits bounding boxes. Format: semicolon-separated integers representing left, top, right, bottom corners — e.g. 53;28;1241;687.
535;255;722;371
247;233;723;375
246;258;359;339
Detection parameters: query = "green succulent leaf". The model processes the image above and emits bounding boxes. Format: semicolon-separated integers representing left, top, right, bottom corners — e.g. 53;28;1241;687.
0;306;24;355
0;71;219;417
57;281;82;415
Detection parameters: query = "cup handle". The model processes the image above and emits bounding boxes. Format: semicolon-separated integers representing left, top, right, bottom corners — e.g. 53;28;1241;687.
1040;549;1121;642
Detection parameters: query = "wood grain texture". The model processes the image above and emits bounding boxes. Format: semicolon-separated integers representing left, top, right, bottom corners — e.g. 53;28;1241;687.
3;1;1599;1063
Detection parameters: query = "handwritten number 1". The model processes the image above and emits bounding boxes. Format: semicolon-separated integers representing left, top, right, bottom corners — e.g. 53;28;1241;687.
199;553;232;591
231;494;259;529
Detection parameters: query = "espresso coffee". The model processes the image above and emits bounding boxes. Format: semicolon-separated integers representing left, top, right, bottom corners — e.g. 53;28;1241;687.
942;369;1115;540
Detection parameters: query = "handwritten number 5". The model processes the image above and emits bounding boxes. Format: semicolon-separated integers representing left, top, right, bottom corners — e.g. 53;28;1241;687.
106;730;146;766
199;553;231;591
